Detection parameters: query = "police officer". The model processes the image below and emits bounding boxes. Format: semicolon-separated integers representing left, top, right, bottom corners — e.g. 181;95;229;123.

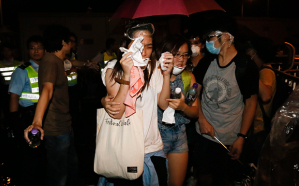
8;35;46;185
9;35;44;136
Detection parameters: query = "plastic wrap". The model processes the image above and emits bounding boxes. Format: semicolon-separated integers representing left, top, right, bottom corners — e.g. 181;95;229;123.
254;86;299;186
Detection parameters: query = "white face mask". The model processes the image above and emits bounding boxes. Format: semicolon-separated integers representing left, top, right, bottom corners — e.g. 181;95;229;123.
191;45;200;57
172;66;185;75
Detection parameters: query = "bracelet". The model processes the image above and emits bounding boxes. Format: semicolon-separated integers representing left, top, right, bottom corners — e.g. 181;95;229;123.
115;77;130;85
237;133;248;140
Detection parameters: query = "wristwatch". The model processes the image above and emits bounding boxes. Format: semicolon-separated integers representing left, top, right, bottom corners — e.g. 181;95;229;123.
237;133;247;140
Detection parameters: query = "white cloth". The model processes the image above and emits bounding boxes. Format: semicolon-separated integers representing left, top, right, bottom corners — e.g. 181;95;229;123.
162;106;175;124
119;36;149;67
159;52;169;71
101;60;164;153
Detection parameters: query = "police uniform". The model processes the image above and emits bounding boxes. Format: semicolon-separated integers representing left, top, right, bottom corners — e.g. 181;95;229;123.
8;60;39;132
8;59;46;185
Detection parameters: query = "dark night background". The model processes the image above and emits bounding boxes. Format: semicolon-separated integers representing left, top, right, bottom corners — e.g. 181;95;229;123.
1;0;299;185
2;0;299;31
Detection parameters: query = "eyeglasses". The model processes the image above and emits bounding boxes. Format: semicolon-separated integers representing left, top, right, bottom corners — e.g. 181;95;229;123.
174;53;190;59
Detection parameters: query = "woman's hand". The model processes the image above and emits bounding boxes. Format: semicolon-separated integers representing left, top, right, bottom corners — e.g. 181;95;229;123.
120;52;134;79
166;92;187;111
101;95;121;119
162;52;174;76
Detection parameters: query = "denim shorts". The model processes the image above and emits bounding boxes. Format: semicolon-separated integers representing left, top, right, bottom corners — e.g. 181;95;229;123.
159;124;188;154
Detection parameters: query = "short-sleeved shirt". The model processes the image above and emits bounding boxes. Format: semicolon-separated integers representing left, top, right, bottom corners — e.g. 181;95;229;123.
8;60;39;107
193;53;259;145
101;60;164;153
38;52;71;136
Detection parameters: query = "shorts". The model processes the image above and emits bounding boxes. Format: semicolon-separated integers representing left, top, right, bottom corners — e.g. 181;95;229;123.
159;123;188;154
193;133;243;181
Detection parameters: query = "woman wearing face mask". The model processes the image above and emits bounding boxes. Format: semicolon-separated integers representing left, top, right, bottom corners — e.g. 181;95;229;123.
189;35;206;71
157;34;199;186
98;22;173;186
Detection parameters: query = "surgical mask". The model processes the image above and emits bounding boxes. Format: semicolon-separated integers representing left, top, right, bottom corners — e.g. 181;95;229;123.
172;66;185;75
191;45;200;57
206;40;222;55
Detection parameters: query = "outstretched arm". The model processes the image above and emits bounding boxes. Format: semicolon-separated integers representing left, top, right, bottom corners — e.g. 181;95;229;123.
24;82;53;143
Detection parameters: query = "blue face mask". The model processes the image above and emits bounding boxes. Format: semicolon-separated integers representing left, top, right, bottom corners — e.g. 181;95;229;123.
206;40;221;55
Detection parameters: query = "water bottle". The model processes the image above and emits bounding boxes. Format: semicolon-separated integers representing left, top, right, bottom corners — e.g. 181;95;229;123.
172;87;182;99
185;83;199;106
28;128;41;148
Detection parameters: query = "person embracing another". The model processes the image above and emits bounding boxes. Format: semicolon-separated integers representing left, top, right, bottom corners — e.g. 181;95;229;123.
99;22;173;186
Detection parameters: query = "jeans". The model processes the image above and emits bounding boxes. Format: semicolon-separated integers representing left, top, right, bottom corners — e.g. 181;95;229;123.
158;124;188;154
44;129;79;186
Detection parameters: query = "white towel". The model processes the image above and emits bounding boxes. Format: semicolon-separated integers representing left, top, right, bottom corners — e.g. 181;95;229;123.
162;106;175;124
119;36;149;67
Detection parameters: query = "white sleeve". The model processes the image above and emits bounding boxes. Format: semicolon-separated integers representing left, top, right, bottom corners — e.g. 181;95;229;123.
101;59;117;86
150;62;163;94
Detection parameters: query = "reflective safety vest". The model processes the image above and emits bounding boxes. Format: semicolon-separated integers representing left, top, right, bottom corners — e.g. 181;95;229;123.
103;52;117;65
67;71;78;86
0;60;21;84
19;66;39;102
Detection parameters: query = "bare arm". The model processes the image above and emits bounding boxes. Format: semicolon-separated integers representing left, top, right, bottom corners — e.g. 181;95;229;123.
158;53;174;110
197;84;215;137
10;93;20;112
258;80;272;103
24;82;53;142
166;73;199;118
70;60;99;70
229;94;257;159
105;52;133;119
239;94;257;136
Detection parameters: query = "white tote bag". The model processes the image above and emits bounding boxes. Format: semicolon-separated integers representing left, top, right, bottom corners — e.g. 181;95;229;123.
94;108;144;180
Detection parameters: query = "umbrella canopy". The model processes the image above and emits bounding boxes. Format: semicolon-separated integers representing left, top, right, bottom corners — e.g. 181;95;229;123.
110;0;225;20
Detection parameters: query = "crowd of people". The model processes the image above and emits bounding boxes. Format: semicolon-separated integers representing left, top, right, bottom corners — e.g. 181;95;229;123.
0;13;279;186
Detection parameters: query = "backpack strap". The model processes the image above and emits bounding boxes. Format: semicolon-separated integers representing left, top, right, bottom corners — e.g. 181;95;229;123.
181;70;191;94
234;53;253;102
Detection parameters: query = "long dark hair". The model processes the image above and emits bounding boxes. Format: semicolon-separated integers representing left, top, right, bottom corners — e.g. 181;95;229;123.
110;21;156;92
156;33;192;71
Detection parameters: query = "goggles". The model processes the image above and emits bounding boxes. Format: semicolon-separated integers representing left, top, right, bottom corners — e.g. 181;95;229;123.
124;23;155;40
207;30;234;43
